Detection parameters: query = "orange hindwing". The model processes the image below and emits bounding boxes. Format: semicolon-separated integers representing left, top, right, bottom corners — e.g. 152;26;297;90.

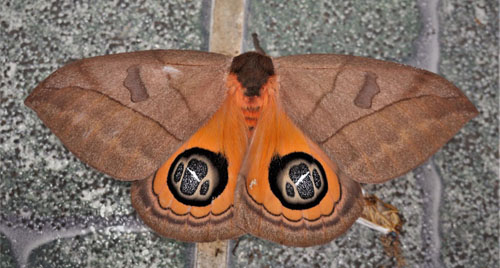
131;77;248;242
234;73;363;247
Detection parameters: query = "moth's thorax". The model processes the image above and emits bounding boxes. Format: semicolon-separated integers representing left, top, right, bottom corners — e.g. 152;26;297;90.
229;51;275;97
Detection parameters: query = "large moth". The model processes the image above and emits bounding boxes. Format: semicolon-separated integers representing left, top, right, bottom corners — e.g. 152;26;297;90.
25;47;477;247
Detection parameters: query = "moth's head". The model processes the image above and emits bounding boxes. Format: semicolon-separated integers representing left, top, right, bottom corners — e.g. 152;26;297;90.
229;52;275;97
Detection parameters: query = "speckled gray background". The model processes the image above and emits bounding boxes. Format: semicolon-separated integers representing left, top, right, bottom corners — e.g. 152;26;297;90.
0;0;497;267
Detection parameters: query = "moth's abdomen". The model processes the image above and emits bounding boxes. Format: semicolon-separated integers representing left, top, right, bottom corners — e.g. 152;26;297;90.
226;73;277;136
241;100;261;131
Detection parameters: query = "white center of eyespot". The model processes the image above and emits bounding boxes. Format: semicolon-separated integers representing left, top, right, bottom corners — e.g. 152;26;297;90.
295;171;309;186
187;168;200;182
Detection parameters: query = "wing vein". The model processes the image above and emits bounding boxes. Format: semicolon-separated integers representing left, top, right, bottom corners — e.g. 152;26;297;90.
46;86;183;142
306;56;353;120
319;95;466;145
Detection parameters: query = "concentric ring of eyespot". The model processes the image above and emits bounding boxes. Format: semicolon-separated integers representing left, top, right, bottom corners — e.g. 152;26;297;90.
167;147;228;207
269;152;328;210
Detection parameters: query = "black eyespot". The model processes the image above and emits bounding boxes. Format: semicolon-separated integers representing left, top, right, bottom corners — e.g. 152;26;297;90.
166;147;228;207
180;158;208;196
268;152;328;210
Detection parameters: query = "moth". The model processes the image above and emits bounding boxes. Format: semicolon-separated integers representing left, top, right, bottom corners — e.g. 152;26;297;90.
25;43;477;247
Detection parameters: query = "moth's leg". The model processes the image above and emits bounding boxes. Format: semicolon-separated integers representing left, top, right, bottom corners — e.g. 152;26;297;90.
356;190;406;267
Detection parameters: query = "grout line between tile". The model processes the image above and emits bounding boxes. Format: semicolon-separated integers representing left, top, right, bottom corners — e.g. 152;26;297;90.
410;0;444;267
209;0;246;56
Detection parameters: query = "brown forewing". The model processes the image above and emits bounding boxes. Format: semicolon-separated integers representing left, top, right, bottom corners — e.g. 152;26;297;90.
274;54;478;183
25;50;232;181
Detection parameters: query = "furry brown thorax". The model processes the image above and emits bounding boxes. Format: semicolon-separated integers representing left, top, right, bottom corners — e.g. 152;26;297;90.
229;51;275;97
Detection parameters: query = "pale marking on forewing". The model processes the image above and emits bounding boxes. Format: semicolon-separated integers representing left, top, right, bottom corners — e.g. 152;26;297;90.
160;65;193;112
163;65;181;76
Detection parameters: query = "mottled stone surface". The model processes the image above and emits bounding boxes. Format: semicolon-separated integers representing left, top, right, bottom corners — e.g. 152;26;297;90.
0;234;15;267
0;0;497;267
437;0;499;267
244;0;420;61
29;230;186;267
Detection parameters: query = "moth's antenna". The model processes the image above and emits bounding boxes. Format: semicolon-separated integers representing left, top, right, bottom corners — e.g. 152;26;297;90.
252;33;266;55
